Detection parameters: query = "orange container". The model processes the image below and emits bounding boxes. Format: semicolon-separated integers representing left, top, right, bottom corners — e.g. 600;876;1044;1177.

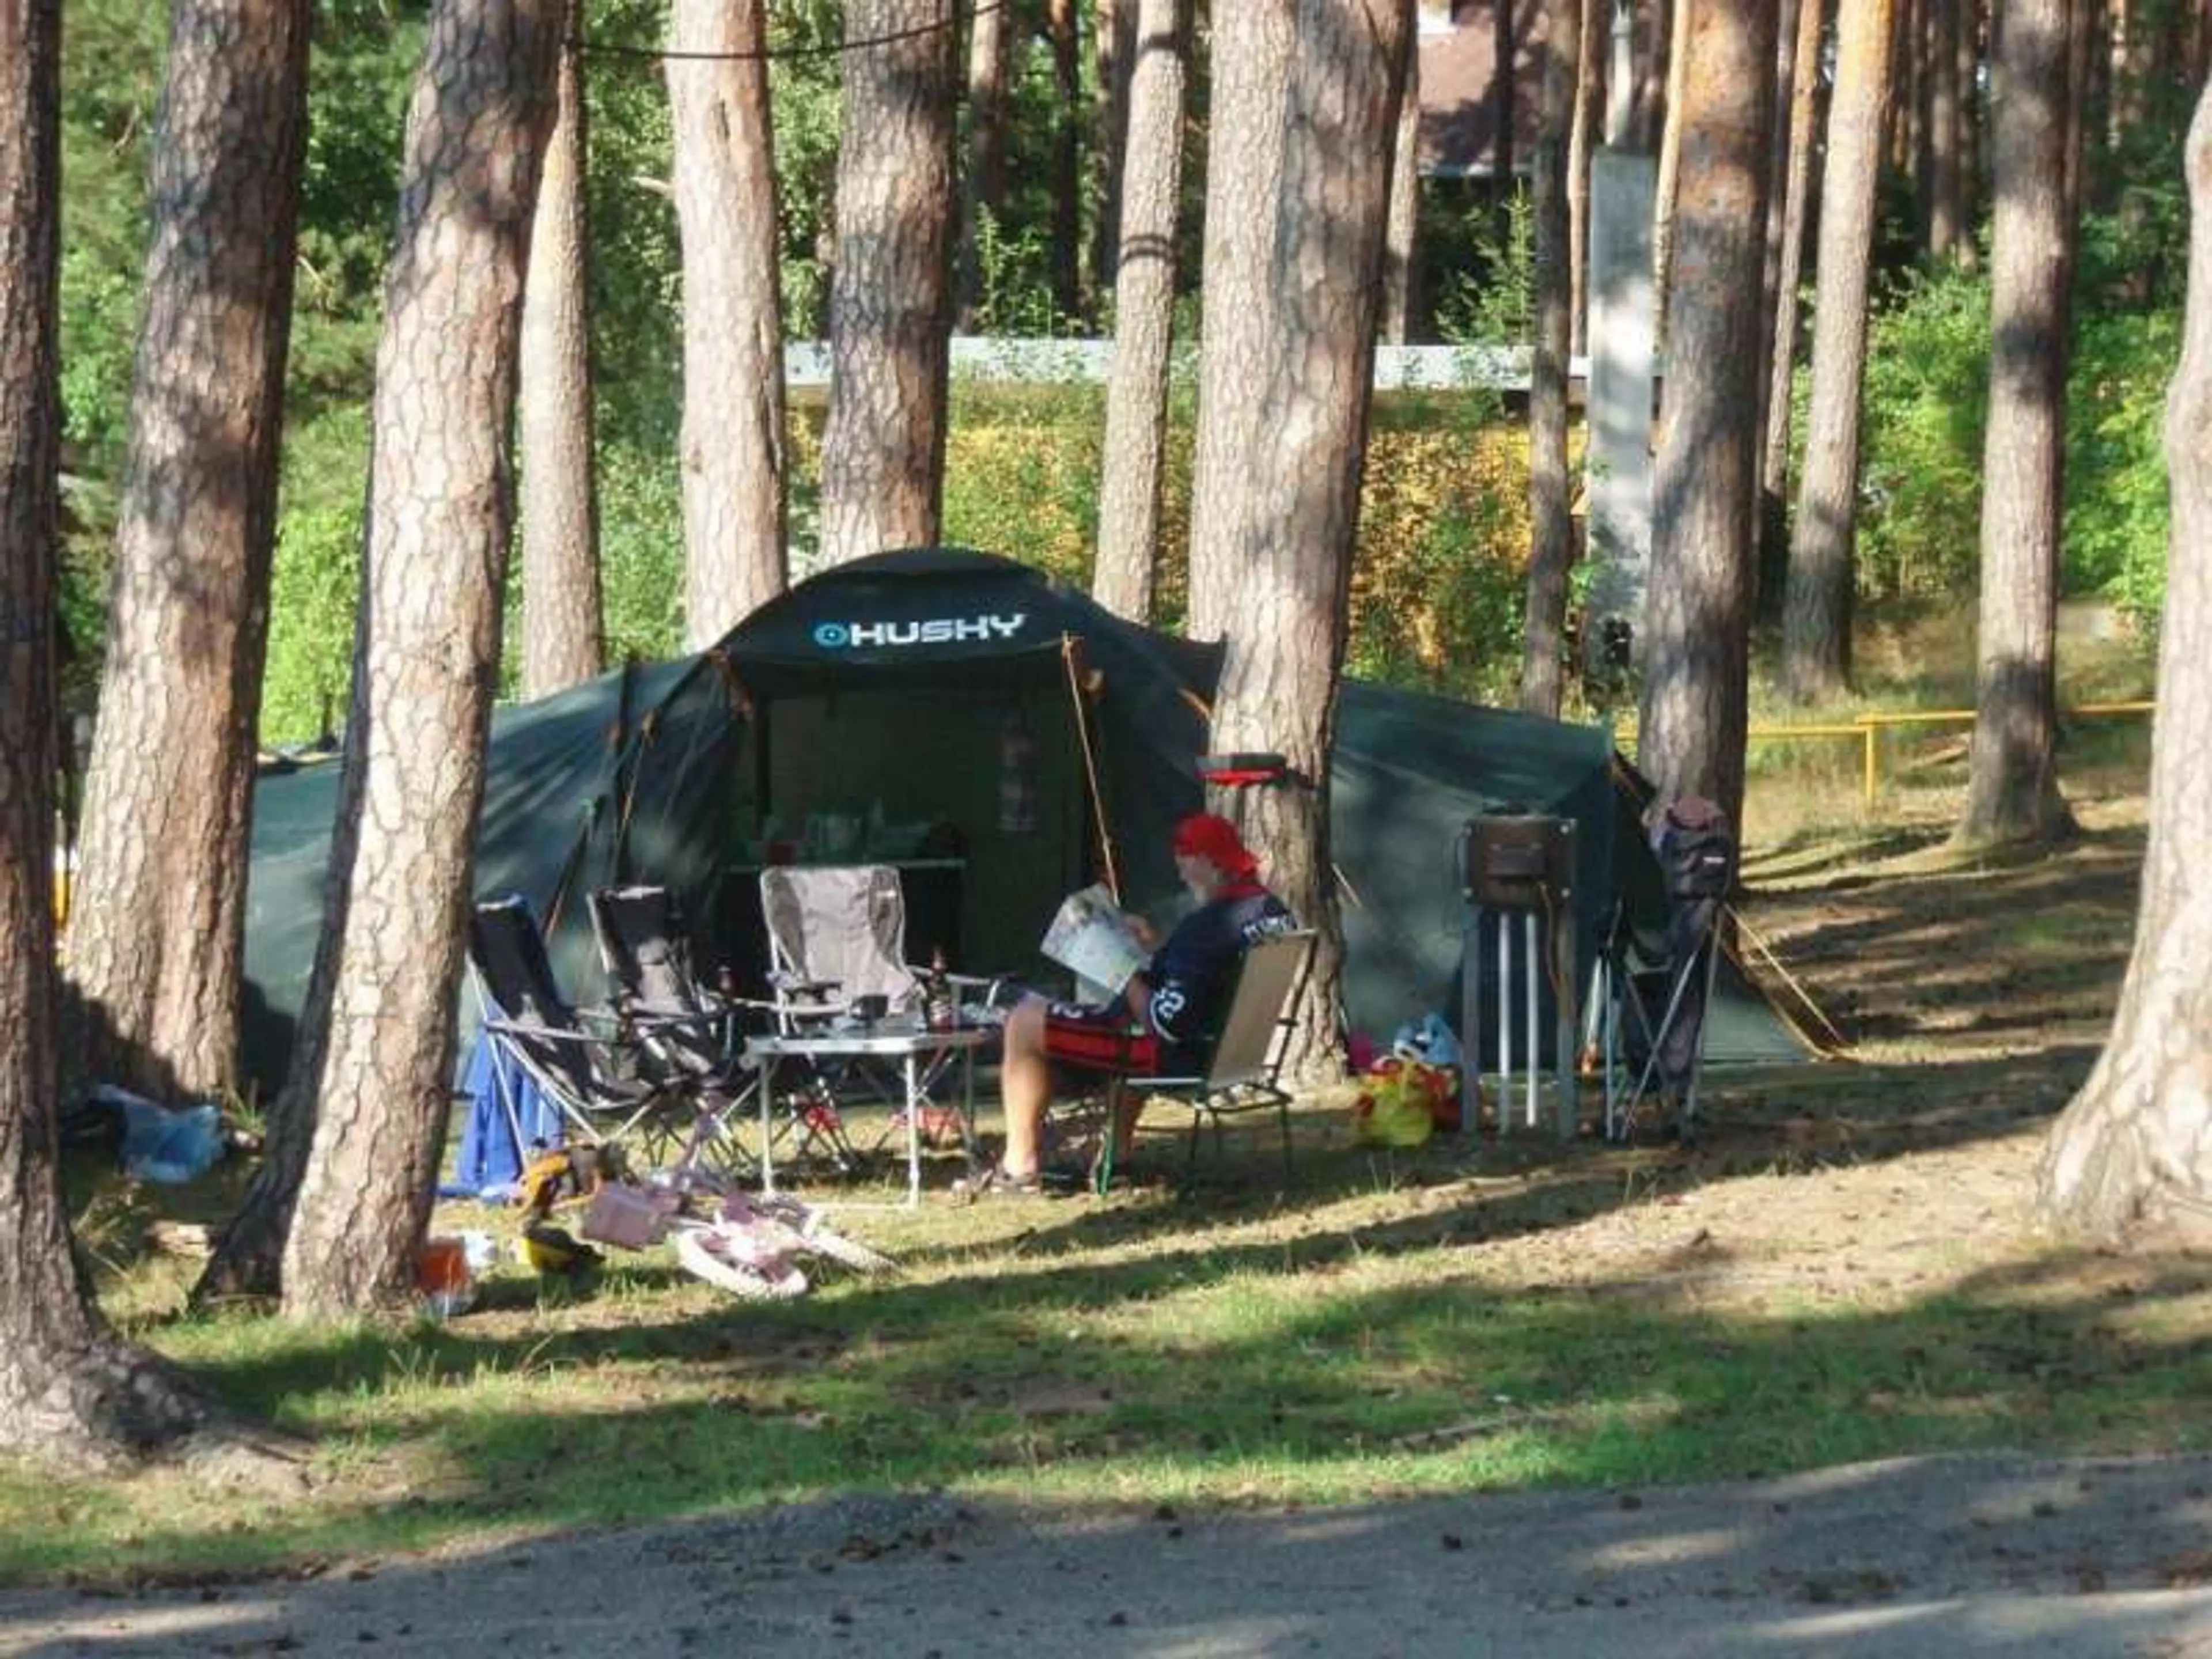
415;1236;469;1295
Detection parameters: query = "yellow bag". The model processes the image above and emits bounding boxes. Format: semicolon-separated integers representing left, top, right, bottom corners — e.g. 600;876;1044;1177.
1352;1059;1439;1148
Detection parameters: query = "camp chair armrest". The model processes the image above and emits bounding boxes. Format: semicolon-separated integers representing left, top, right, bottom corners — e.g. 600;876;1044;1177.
483;1015;605;1047
919;967;1020;1009
767;971;842;998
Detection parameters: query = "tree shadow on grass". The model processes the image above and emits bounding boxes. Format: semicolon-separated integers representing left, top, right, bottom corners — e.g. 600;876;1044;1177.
29;1221;2212;1598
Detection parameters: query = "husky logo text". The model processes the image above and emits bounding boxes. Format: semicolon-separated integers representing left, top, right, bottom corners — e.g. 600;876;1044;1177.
812;612;1028;649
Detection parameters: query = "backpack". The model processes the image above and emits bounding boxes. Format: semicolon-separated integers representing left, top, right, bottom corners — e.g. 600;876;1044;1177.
1656;798;1734;902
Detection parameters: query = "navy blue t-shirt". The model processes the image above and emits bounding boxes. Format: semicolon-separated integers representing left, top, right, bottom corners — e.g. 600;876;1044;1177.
1143;881;1296;1058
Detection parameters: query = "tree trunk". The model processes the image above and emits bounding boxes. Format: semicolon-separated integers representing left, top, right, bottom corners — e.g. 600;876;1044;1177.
1635;0;1672;151
1567;0;1607;355
669;0;788;644
1892;0;1920;177
1782;0;1894;704
1095;0;1137;293
1649;0;1692;349
0;0;221;1467
818;0;956;569
1959;0;1984;271
1203;0;1411;1082
1381;17;1422;345
1758;0;1823;613
2039;77;2212;1240
1491;0;1518;251
1092;0;1187;624
196;593;370;1303
956;0;1012;329
64;0;310;1106
279;0;560;1322
1185;1;1294;638
1927;0;1964;260
1048;0;1085;323
1635;0;1774;832
2063;0;2097;237
1520;0;1580;718
1958;0;2078;846
518;3;603;696
1752;0;1805;569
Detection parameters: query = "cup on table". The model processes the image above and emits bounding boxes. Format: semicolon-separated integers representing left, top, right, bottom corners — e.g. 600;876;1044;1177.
850;993;889;1027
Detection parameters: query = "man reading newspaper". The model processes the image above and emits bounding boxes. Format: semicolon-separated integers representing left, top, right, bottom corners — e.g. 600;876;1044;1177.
965;813;1295;1196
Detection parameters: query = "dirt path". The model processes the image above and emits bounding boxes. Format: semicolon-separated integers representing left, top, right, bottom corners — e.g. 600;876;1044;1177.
5;1450;2210;1657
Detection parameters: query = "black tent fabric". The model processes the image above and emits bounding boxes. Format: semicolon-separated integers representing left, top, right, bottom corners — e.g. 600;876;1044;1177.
243;547;1810;1093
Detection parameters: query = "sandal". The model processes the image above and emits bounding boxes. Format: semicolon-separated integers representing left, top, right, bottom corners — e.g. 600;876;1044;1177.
950;1162;1047;1202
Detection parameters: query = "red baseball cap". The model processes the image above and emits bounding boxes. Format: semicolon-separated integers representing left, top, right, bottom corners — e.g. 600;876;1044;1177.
1173;812;1258;877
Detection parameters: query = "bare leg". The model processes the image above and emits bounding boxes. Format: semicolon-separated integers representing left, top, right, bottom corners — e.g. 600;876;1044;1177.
998;995;1054;1177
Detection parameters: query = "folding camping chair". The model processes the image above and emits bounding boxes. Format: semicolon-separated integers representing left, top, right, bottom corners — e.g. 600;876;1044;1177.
1089;928;1317;1192
1591;799;1736;1140
756;864;1010;1156
586;884;777;1181
757;864;921;1028
467;895;704;1173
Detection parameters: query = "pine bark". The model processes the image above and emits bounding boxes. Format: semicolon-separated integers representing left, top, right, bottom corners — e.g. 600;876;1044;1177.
1203;0;1411;1081
1567;0;1607;355
1959;0;1983;270
1092;0;1187;624
1926;0;1964;260
1185;1;1295;638
955;0;1012;328
2039;76;2212;1239
1381;17;1422;345
1649;0;1692;348
1634;0;1671;151
1635;0;1775;831
1758;0;1823;610
65;0;310;1104
279;0;560;1321
1095;0;1137;293
669;0;788;645
1958;0;2077;845
818;0;956;569
1048;0;1085;322
1520;0;1580;718
1783;0;1894;703
518;3;603;696
0;0;222;1466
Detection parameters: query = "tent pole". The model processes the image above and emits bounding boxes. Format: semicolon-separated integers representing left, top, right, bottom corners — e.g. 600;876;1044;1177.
1061;634;1120;902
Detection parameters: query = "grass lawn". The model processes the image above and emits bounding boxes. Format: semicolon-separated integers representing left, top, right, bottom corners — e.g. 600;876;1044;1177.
13;637;2202;1593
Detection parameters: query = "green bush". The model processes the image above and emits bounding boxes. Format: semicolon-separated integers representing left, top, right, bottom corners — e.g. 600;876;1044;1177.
1851;264;2176;620
1854;266;1991;601
263;512;363;749
596;438;687;666
2067;308;2178;620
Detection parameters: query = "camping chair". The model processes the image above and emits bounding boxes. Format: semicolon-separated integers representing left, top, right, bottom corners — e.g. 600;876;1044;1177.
467;895;703;1172
1593;800;1734;1140
757;864;920;1027
757;863;1012;1029
1090;928;1318;1192
757;864;1010;1152
586;884;775;1181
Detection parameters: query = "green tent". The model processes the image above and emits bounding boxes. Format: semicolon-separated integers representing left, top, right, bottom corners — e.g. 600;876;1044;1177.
244;548;1813;1090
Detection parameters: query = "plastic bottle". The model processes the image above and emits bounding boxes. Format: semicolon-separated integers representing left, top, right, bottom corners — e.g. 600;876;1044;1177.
924;946;957;1031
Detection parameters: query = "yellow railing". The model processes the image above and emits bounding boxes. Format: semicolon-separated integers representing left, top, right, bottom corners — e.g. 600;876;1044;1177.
1622;699;2155;806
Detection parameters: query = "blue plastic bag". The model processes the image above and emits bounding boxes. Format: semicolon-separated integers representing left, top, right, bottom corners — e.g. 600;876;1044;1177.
93;1087;226;1184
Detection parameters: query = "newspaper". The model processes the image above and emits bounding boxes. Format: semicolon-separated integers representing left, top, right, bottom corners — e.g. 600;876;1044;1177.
1039;883;1150;997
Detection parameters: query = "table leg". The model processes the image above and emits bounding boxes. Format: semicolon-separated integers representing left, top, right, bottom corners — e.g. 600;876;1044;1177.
902;1051;922;1209
958;1043;979;1177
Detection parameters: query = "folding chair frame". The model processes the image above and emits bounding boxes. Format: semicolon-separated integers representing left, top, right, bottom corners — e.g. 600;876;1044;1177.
1092;929;1318;1193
